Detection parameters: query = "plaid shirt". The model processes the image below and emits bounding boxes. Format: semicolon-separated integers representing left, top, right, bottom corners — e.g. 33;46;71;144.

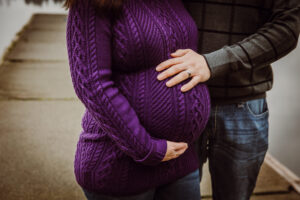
183;0;300;105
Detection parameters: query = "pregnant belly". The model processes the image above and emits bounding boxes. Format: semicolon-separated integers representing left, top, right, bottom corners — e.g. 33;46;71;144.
113;67;211;144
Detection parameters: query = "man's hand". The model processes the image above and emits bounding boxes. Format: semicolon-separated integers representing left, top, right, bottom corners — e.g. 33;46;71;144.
156;49;211;92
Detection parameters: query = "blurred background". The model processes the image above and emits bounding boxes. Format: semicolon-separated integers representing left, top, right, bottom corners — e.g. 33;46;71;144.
0;0;299;199
0;0;66;57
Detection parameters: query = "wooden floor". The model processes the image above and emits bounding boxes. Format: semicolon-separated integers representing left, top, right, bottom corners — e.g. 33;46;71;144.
0;13;299;200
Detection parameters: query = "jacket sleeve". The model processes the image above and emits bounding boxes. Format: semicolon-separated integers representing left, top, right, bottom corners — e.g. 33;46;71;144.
203;0;300;79
66;0;167;166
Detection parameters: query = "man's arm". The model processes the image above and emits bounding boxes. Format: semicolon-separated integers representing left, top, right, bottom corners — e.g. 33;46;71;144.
203;0;300;79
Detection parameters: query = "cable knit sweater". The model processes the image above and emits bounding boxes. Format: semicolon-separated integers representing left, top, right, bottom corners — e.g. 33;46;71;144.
66;0;210;196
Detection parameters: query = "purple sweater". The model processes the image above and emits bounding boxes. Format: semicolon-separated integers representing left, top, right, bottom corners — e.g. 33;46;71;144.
66;0;210;196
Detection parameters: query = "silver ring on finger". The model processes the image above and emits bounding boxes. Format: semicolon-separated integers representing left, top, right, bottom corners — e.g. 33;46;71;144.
186;70;192;78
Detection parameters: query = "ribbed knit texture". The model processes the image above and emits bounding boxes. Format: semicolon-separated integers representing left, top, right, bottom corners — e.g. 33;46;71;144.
66;0;210;196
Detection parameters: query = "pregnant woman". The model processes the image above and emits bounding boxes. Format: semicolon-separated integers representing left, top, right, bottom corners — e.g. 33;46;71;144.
64;0;210;199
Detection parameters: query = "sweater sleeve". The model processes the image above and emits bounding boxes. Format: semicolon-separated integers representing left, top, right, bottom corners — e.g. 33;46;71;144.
203;0;300;79
66;0;167;166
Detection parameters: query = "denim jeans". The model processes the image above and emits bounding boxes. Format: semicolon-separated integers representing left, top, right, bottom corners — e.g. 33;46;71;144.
195;97;269;200
82;168;201;200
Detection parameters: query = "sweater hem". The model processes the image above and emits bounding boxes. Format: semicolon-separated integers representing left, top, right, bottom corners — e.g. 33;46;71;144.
77;142;200;197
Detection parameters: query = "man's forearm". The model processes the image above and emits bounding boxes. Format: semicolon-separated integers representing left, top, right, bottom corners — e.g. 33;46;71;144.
203;0;300;79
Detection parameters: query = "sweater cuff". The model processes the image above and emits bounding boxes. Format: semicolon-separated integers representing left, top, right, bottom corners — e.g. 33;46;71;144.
202;48;232;79
134;137;167;166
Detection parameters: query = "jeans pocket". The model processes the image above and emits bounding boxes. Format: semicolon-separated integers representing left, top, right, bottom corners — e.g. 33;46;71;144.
245;98;269;118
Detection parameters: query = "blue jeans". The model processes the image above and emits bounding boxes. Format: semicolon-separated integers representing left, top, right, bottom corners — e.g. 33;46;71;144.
82;168;201;200
196;97;269;200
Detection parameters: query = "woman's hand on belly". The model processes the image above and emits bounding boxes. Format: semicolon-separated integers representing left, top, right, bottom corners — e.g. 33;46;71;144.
161;141;188;162
155;49;211;92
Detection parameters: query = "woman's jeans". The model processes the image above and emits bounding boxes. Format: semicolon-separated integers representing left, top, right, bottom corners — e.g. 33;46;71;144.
195;97;269;200
82;168;201;200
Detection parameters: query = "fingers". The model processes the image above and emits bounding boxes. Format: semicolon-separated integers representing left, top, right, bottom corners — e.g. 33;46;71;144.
157;63;186;81
161;141;189;162
172;142;188;159
173;142;188;151
171;143;188;159
171;49;190;57
156;49;191;72
156;57;182;72
174;146;187;156
181;75;201;92
165;68;194;87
